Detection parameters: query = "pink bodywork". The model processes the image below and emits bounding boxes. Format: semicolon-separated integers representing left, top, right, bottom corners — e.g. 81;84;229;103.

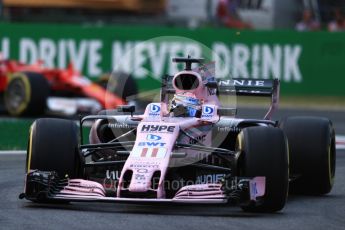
116;68;221;198
59;177;265;203
60;64;266;204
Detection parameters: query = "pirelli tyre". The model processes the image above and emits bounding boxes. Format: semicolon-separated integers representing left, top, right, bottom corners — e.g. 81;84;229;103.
4;72;49;116
280;116;336;195
237;127;289;213
26;118;82;179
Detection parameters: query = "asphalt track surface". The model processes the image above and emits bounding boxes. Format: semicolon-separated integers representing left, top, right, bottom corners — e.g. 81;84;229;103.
0;107;344;230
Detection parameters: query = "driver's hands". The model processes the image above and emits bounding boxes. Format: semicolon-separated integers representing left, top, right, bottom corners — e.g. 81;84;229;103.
171;104;188;117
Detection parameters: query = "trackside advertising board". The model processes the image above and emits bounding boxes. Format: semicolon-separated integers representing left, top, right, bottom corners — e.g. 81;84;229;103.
0;22;344;96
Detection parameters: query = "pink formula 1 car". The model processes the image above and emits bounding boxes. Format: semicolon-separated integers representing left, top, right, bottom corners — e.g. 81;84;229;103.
20;57;336;213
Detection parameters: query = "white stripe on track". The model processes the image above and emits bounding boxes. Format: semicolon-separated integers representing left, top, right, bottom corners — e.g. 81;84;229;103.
0;150;26;155
336;135;345;150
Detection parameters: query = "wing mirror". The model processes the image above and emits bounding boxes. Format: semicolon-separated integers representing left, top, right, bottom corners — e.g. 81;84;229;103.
205;81;218;89
117;105;135;116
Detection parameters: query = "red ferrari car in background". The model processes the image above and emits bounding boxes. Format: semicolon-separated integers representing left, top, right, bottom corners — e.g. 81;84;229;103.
0;58;137;116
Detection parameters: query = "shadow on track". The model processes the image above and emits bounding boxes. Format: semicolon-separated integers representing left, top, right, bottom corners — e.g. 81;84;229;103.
21;201;284;218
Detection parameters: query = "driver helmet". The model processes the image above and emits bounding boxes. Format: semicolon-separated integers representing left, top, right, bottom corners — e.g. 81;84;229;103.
170;92;202;117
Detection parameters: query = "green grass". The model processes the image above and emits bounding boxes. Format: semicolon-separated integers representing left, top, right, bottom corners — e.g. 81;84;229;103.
0;119;33;150
0;118;91;150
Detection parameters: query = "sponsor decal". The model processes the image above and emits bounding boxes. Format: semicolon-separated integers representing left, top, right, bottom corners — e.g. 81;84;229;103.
151;104;160;112
146;134;162;141
196;174;225;184
131;147;167;158
217;126;241;132
113;41;302;82
185;97;200;104
219;79;266;87
138;142;166;147
2;36;302;82
103;170;120;190
134;174;145;180
136;168;148;173
201;105;215;119
203;106;214;115
106;170;120;180
141;125;175;133
107;123;132;129
130;162;160;169
148;104;161;116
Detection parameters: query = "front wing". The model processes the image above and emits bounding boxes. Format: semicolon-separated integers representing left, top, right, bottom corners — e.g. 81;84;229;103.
20;170;265;206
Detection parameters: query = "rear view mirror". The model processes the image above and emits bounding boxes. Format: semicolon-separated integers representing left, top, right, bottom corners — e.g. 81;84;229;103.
205;81;218;89
117;105;135;115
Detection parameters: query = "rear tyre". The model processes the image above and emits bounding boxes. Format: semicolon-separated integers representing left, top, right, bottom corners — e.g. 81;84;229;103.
98;72;149;111
4;72;49;116
98;72;138;101
280;116;336;195
27;118;82;178
238;127;289;212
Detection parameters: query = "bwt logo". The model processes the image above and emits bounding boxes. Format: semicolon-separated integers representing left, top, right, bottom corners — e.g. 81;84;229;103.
138;142;166;147
203;106;214;115
150;104;160;113
146;134;162;141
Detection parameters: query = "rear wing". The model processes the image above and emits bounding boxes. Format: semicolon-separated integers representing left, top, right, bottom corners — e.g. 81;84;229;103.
217;79;278;97
161;76;280;119
219;78;280;119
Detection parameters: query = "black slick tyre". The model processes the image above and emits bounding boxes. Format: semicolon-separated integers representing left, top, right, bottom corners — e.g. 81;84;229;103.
238;127;289;212
26;118;82;178
280;116;336;195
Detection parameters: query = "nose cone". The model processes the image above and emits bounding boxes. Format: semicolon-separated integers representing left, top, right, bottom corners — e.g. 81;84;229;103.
117;122;181;198
128;170;154;192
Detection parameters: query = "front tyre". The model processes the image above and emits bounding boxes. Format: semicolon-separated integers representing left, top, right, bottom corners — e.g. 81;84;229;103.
238;127;289;212
27;118;82;178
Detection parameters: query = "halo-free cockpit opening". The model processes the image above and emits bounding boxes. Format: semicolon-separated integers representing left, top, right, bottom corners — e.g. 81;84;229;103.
173;73;200;91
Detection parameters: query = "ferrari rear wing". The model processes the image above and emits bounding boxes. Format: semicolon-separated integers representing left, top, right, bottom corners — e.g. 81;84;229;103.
161;76;279;120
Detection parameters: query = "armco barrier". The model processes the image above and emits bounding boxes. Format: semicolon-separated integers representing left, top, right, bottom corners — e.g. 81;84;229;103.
0;22;344;96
